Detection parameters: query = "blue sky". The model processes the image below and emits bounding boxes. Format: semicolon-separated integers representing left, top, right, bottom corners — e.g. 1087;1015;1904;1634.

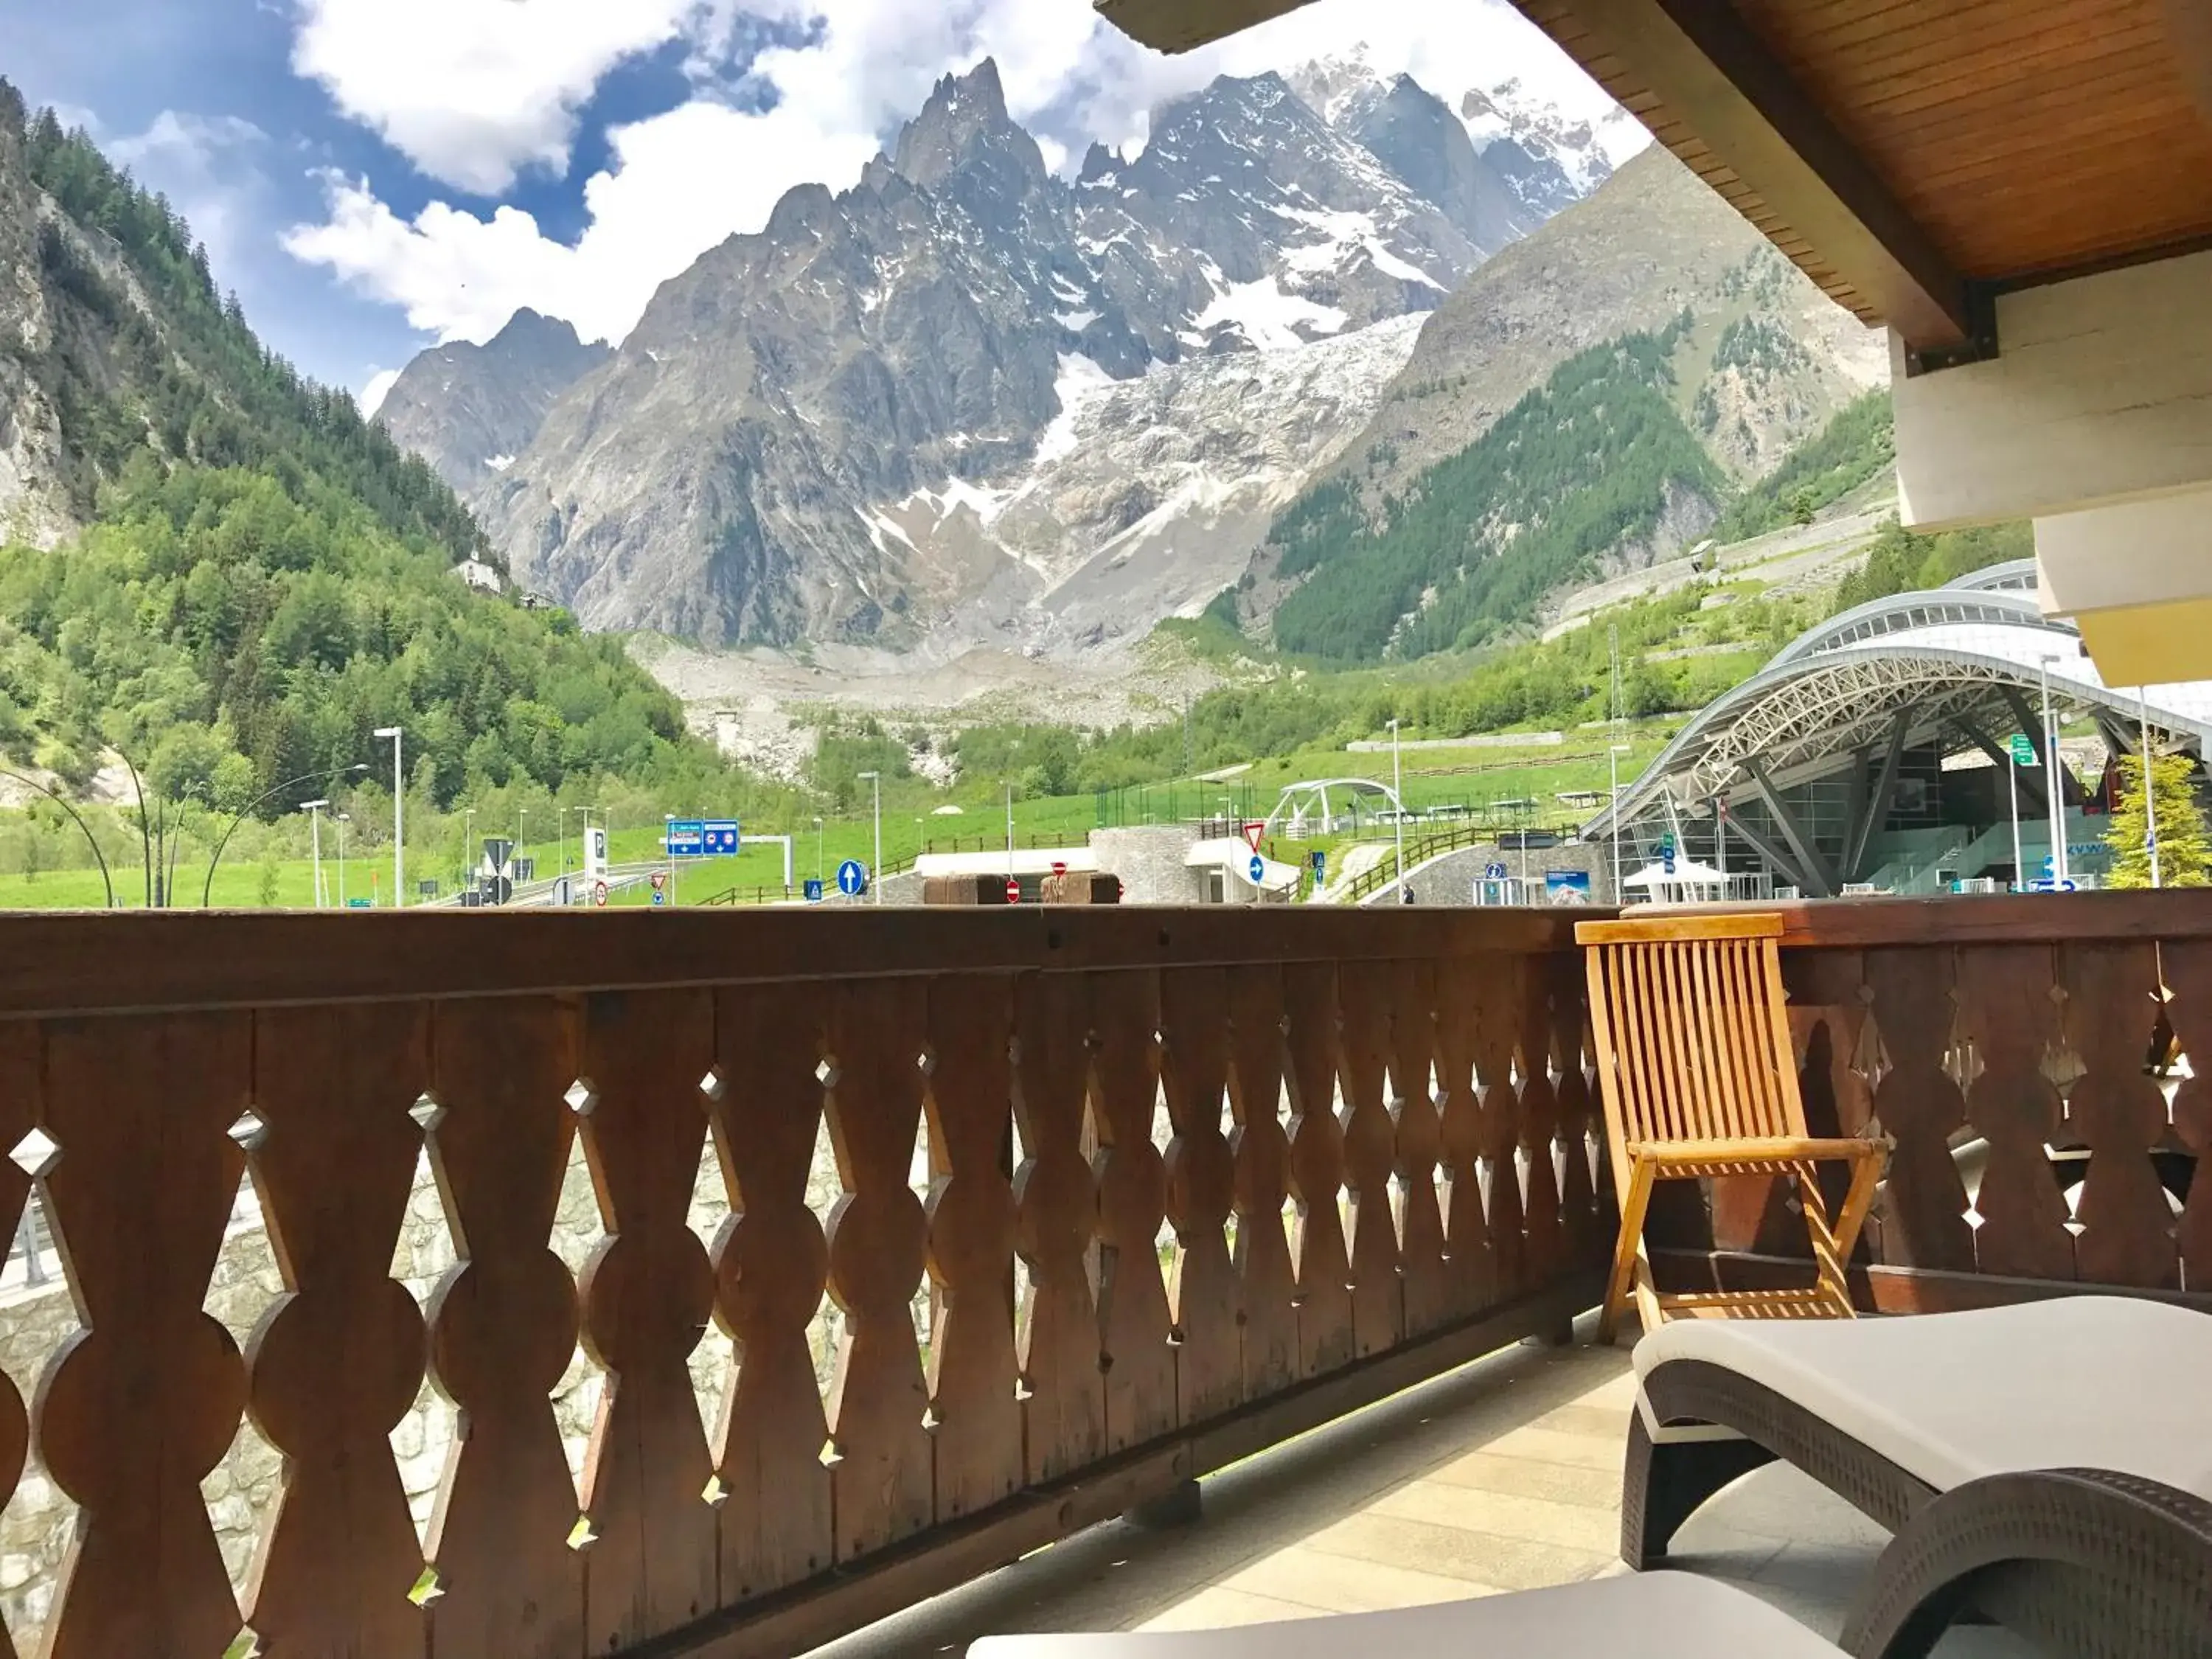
2;0;1613;406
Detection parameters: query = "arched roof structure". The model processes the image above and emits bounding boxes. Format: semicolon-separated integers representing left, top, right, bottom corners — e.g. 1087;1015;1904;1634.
1582;564;2212;893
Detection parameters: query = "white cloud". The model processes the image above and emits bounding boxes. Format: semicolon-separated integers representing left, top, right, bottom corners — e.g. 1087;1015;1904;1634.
285;0;1637;349
290;0;702;194
360;367;401;416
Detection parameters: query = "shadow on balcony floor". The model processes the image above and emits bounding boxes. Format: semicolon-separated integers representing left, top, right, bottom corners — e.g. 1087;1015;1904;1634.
809;1315;2036;1657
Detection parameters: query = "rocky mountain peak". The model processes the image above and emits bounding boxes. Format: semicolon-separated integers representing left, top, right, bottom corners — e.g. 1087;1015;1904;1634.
1459;77;1646;219
373;306;610;494
891;58;1043;192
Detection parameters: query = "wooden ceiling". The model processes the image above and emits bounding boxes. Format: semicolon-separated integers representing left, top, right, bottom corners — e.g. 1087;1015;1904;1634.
1096;0;2212;361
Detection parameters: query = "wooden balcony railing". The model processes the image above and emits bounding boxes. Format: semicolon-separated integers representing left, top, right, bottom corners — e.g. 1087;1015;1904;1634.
0;906;1607;1659
1651;891;2211;1310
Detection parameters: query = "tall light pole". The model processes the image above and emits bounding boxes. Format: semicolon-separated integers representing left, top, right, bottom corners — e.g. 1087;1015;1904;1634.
2039;655;2067;886
301;800;330;908
1387;717;1405;893
2006;733;2024;893
858;773;882;905
1610;742;1632;904
518;807;529;880
813;815;824;885
374;726;404;906
2141;687;2162;888
463;806;476;893
335;813;349;908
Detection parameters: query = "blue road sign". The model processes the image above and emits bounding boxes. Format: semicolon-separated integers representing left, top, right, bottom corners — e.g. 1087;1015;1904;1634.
664;820;707;858
1484;861;1508;880
703;820;740;857
1663;848;1677;875
2031;877;2079;894
1310;850;1326;881
837;859;868;897
804;878;825;903
347;897;372;909
1248;852;1266;884
650;888;667;907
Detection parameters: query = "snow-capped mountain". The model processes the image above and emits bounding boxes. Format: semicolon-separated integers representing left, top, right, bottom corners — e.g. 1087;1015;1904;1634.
381;56;1630;653
1461;76;1649;219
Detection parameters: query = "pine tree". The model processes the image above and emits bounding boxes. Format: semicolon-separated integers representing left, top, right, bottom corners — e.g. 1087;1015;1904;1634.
2103;753;2212;888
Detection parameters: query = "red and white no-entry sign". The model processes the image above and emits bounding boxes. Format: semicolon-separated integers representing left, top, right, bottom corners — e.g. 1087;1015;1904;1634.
1051;860;1068;877
1005;877;1021;904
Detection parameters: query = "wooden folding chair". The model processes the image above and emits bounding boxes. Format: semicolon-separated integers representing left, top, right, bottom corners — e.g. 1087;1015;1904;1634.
1576;912;1887;1343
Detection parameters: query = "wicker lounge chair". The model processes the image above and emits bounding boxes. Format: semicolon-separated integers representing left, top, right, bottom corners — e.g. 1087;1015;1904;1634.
970;1570;1843;1657
1630;1295;2212;1657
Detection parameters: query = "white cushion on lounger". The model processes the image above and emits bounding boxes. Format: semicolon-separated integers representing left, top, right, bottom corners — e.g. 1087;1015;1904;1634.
969;1571;1840;1657
1633;1295;2212;1499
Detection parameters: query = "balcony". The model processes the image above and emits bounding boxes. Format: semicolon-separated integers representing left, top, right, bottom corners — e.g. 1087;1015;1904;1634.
0;893;2198;1656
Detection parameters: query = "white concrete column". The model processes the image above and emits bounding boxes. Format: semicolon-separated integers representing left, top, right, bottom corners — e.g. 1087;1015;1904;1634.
2037;487;2212;686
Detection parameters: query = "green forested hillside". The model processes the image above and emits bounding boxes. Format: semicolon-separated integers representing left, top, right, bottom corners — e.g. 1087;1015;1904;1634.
1833;516;2032;611
1267;322;1725;661
1711;389;1894;541
1;82;478;553
0;82;735;825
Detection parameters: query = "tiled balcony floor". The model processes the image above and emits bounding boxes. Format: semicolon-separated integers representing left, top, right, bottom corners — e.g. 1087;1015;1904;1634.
813;1315;2034;1657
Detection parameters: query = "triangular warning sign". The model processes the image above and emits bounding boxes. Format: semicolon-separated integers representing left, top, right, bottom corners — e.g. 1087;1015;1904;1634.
1242;821;1265;852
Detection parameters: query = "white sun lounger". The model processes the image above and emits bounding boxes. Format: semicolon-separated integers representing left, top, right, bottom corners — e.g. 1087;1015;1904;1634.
969;1570;1843;1657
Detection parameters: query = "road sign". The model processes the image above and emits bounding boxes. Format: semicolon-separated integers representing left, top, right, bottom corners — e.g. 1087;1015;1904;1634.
1051;860;1068;878
1485;862;1508;880
651;887;667;907
2031;877;2079;893
1005;877;1022;904
2008;732;2037;766
837;859;868;897
1242;821;1265;852
347;897;372;909
1663;846;1677;875
1248;852;1265;884
483;838;514;874
593;880;609;908
804;878;825;903
554;876;572;908
665;820;707;858
703;820;740;857
1311;849;1326;881
417;879;439;897
650;871;667;893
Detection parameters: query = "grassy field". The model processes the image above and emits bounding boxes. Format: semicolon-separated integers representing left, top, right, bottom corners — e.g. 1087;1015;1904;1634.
0;725;1677;910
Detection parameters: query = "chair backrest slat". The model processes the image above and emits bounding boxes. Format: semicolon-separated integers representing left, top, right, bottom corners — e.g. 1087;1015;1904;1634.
1576;913;1804;1205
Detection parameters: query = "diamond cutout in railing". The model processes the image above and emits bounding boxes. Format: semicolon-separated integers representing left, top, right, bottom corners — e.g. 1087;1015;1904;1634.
407;1093;445;1133
7;1127;59;1180
563;1079;597;1116
698;1068;725;1101
226;1110;269;1152
814;1057;837;1088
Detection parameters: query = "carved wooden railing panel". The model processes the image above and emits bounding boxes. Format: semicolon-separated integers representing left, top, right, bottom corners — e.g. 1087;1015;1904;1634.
1659;894;2212;1312
0;908;1599;1659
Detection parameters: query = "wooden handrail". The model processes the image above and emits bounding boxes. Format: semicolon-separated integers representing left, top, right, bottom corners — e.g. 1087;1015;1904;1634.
0;907;1608;1658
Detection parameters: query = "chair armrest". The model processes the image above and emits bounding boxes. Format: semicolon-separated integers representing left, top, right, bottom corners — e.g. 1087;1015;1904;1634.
1840;1467;2212;1659
1627;1136;1886;1169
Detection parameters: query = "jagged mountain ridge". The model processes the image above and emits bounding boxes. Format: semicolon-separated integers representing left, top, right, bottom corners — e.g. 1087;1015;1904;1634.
388;54;1613;650
375;309;610;495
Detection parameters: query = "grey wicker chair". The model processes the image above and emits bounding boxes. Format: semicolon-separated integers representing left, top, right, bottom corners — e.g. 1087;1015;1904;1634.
1630;1295;2212;1658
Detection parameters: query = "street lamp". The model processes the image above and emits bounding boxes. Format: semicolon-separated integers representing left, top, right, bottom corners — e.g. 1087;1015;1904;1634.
202;763;369;907
1387;718;1406;894
2038;655;2067;887
813;815;824;885
300;800;330;908
373;727;404;906
335;813;349;907
0;765;116;908
1610;743;1632;904
857;772;882;905
518;807;529;881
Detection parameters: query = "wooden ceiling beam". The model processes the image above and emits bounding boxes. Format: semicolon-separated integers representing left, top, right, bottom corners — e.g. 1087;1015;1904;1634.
1092;0;1320;55
1556;0;1978;358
